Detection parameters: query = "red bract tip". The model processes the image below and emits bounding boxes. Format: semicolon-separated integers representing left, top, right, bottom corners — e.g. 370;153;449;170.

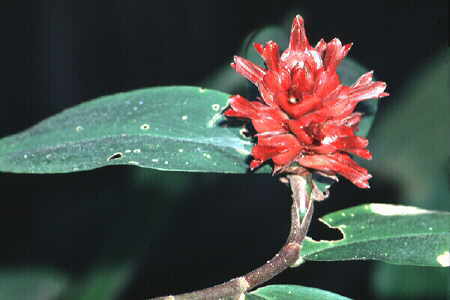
289;15;310;51
224;15;388;189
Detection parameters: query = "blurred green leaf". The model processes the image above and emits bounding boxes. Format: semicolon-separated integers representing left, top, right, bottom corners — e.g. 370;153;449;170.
245;284;351;300
301;203;450;267
200;63;247;96
369;49;450;298
62;263;135;300
372;265;449;299
0;268;68;300
0;86;255;174
368;49;449;209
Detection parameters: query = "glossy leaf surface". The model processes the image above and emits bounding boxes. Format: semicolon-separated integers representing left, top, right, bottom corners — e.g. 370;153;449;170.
301;203;450;267
0;86;254;174
246;284;351;300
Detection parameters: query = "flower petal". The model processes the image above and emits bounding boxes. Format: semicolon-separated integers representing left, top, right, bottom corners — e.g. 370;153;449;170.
257;41;281;71
298;153;372;188
288;15;310;51
323;39;352;72
315;38;327;56
232;56;266;85
225;15;388;189
252;134;302;168
225;95;289;133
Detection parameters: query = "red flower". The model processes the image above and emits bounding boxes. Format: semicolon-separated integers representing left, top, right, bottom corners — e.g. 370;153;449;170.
224;15;388;188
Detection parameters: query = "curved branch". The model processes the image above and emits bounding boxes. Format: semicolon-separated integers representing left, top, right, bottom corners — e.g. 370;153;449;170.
150;174;314;300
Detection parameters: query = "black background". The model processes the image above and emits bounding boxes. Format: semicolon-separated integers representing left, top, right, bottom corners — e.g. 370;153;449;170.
0;1;447;299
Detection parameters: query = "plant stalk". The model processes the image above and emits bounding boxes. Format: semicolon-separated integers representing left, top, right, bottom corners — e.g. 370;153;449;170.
150;174;314;300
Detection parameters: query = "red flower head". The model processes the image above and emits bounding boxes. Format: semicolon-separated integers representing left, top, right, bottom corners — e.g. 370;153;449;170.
225;15;388;188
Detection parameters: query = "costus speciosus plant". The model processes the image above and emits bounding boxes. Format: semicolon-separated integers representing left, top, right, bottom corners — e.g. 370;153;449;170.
0;14;448;300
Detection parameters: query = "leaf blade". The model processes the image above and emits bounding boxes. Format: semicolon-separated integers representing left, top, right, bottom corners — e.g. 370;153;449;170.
246;284;351;300
0;86;254;174
301;203;450;267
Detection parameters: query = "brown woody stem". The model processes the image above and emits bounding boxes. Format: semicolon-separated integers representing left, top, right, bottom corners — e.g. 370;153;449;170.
150;174;314;300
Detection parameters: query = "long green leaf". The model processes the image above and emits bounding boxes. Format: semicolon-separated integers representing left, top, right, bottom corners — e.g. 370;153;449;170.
245;284;351;300
0;268;68;300
300;203;450;267
0;86;255;174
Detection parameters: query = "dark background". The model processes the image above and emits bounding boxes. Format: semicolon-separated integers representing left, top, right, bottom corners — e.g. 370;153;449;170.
0;1;448;300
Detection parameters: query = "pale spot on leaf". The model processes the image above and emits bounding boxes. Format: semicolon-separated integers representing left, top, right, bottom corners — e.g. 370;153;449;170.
140;123;150;130
370;203;428;216
436;251;450;267
234;147;250;156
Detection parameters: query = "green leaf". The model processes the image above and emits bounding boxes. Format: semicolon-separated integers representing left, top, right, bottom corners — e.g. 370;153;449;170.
200;63;247;95
372;265;449;299
0;86;255;174
368;49;450;298
368;49;449;210
300;203;450;267
245;284;351;300
62;263;135;300
0;50;381;177
0;268;68;300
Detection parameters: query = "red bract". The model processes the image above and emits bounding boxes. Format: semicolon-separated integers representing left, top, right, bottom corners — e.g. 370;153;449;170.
224;15;388;188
